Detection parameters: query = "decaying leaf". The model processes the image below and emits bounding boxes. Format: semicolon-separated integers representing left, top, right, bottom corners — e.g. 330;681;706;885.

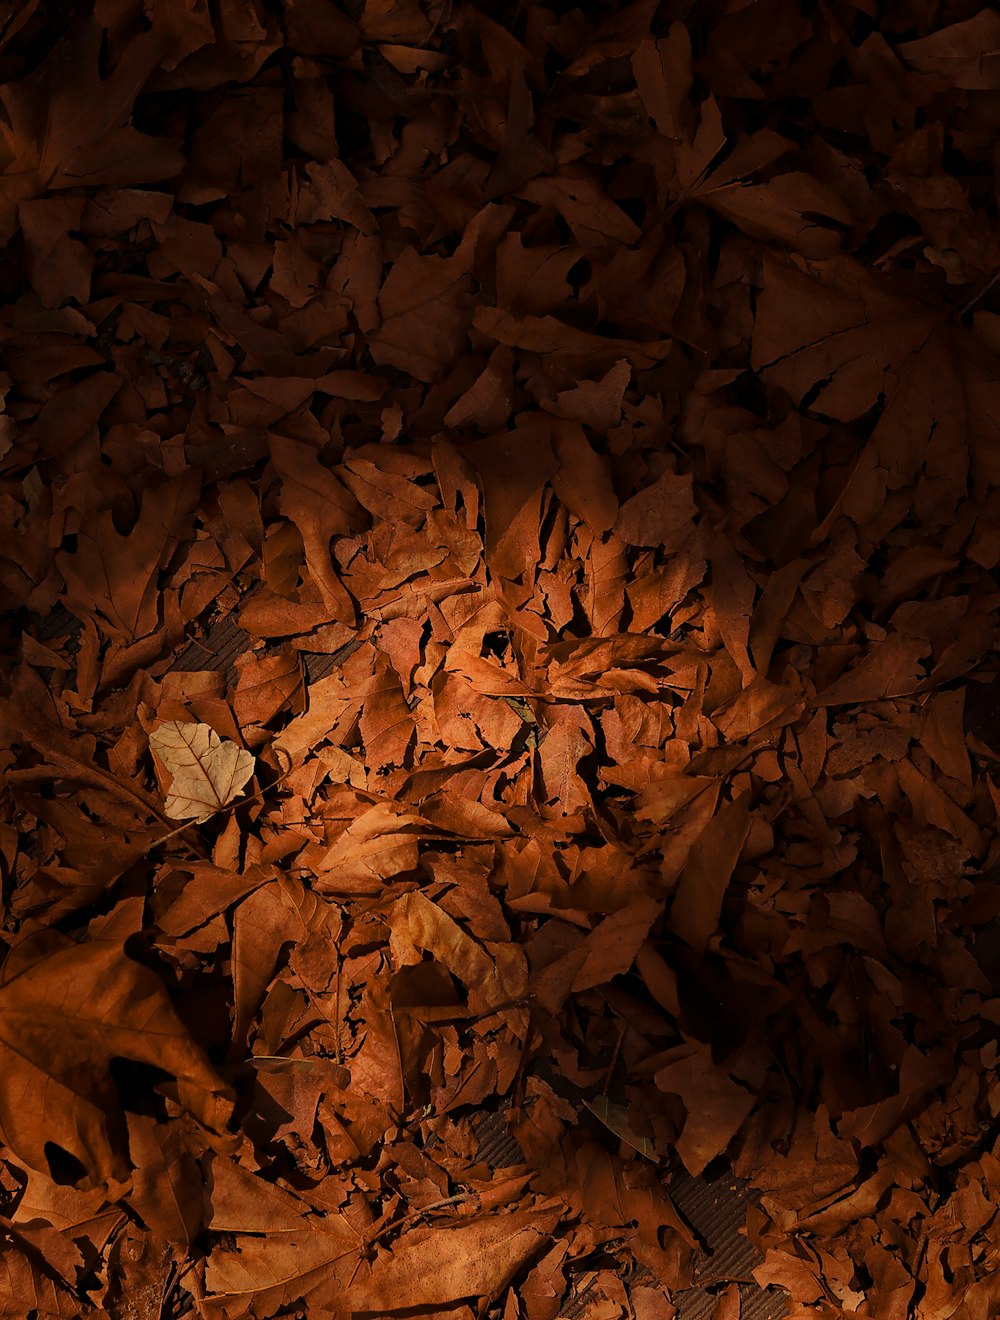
149;721;255;823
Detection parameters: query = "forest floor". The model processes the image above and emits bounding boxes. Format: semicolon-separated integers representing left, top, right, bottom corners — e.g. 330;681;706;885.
3;1;1000;1318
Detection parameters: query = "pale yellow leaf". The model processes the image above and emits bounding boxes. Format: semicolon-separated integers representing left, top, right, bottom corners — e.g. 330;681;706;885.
149;721;255;823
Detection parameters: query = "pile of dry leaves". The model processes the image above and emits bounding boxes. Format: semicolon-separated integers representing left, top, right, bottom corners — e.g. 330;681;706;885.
3;1;1000;1317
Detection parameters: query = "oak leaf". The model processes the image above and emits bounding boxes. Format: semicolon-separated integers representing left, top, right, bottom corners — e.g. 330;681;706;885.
203;1156;364;1317
0;935;232;1188
149;721;255;823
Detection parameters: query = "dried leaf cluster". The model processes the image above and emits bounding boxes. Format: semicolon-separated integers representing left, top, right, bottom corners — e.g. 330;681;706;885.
2;2;1000;1318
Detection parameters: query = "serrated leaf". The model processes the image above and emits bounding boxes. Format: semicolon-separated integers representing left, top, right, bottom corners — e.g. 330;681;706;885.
149;721;255;823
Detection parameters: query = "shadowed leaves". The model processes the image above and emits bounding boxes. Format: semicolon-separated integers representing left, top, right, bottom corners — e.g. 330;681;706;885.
0;936;232;1188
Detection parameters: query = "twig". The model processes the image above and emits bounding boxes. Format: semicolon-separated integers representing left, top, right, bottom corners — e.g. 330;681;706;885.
955;268;1000;320
365;1192;474;1251
599;1022;628;1096
139;760;297;859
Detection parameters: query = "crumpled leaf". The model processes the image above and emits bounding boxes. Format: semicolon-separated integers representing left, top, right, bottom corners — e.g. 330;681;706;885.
149;720;255;823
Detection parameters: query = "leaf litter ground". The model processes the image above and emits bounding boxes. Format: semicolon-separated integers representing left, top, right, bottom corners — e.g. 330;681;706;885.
2;2;1000;1318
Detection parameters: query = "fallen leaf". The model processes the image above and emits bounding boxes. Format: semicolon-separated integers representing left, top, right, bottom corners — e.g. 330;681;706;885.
0;935;232;1187
149;720;255;823
355;1206;562;1312
583;1095;658;1163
